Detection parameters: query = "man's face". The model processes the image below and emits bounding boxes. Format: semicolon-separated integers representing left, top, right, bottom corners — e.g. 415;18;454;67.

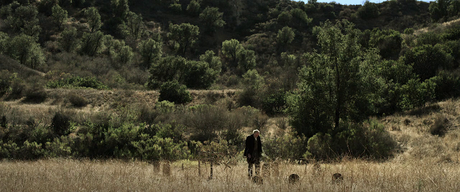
254;132;259;138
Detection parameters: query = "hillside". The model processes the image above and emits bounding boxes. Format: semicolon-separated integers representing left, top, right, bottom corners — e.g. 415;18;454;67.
1;0;460;161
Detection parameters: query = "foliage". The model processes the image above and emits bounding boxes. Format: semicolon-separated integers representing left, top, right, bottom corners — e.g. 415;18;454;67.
277;26;295;52
84;7;102;32
199;6;225;34
118;11;145;40
357;0;379;20
264;131;307;160
5;4;41;38
1;34;44;69
46;76;109;89
158;80;192;104
139;38;163;69
68;93;88;107
287;20;384;139
305;119;396;160
403;44;454;80
222;39;243;69
369;29;402;59
51;4;67;30
187;0;201;17
59;27;80;53
79;31;106;56
167;23;200;56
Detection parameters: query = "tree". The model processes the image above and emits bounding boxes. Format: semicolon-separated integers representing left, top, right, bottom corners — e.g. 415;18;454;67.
5;4;41;38
148;56;187;89
139;38;163;69
277;26;295;52
51;4;68;30
357;0;379;20
403;44;454;81
237;49;256;73
59;27;80;53
84;7;102;32
108;39;133;67
369;29;402;59
199;7;225;34
290;8;312;29
286;20;384;138
199;50;222;72
118;11;145;39
187;0;201;17
80;31;106;56
167;23;200;56
222;39;243;69
4;34;45;69
110;0;129;19
183;60;219;89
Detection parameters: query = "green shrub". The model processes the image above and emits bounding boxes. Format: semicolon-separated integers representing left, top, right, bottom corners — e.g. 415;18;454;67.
159;81;192;104
264;131;307;160
357;1;379;20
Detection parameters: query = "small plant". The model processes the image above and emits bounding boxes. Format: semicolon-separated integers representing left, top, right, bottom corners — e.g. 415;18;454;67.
430;115;449;136
51;111;71;136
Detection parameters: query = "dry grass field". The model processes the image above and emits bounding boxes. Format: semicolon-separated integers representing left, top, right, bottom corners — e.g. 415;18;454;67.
1;158;460;192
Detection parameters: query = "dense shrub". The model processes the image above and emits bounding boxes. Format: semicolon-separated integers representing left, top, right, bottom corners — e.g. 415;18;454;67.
23;87;47;103
51;111;71;136
68;93;88;107
158;81;192;104
264;131;307;160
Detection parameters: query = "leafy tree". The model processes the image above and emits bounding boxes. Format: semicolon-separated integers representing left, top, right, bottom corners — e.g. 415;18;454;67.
159;80;192;104
187;0;201;17
110;0;129;19
290;8;312;29
277;11;292;25
237;49;256;73
51;4;67;30
84;7;102;32
369;29;402;59
108;39;133;67
59;27;80;53
118;11;145;40
183;60;219;89
4;34;45;69
429;0;450;21
80;31;106;56
398;78;436;110
199;50;222;73
167;23;200;56
148;56;187;89
222;39;243;69
357;0;379;20
277;26;295;52
139;38;163;69
199;7;225;34
286;20;384;138
403;44;454;80
5;4;41;38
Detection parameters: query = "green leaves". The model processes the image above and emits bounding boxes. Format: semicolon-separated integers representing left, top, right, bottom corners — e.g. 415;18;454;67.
167;23;200;56
199;6;225;34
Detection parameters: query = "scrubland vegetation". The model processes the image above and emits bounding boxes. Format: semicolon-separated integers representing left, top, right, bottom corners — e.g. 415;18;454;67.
1;0;460;190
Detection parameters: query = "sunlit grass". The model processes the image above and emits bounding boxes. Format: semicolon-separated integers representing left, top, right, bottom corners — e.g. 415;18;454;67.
1;158;460;192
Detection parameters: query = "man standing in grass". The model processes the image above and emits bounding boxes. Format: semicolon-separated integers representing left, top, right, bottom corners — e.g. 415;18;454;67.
244;129;262;178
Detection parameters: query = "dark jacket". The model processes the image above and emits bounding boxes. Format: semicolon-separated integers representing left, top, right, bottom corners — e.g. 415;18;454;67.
244;134;262;157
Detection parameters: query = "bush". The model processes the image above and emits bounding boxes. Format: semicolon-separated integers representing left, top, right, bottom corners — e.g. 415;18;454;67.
47;76;109;89
158;81;192;104
305;119;397;160
264;131;307;160
51;111;71;136
23;87;47;103
430;115;449;136
68;93;88;107
357;1;379;20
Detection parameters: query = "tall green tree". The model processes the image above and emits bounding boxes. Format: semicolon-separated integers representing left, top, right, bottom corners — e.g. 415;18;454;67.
139;38;163;69
84;7;102;32
199;7;225;34
59;27;80;53
199;50;222;73
167;23;200;56
277;26;295;52
187;0;201;17
118;11;145;39
222;39;243;69
80;31;106;56
5;4;41;38
286;20;384;138
4;34;45;69
51;4;68;30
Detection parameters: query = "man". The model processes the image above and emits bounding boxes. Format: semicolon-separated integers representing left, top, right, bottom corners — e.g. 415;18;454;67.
244;129;262;177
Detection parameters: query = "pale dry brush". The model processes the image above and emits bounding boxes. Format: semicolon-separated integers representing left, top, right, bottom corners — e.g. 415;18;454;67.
1;159;460;191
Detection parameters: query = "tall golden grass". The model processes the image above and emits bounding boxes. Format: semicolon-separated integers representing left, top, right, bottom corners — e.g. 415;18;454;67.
1;158;460;192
